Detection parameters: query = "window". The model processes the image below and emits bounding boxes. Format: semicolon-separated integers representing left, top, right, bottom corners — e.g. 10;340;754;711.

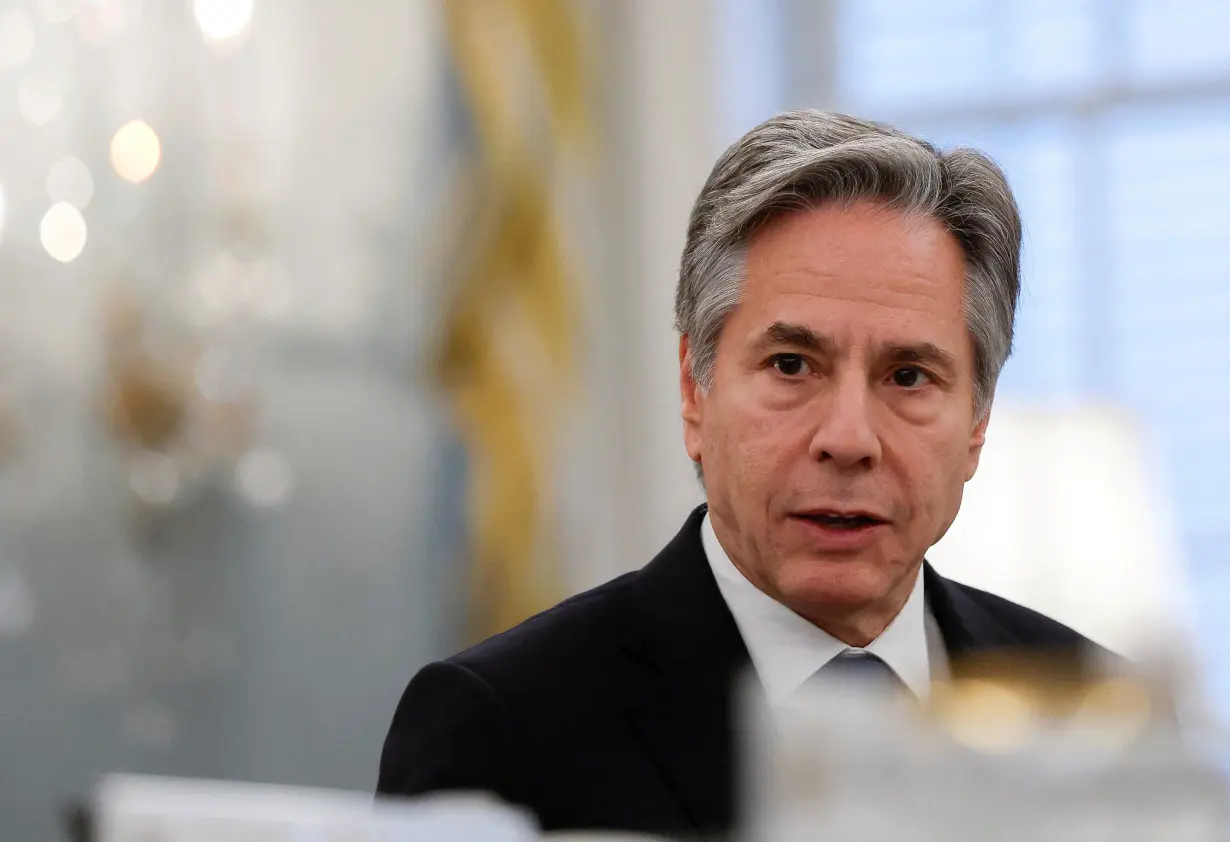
827;0;1230;706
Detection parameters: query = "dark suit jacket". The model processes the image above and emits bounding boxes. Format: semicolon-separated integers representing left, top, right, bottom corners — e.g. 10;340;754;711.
378;505;1109;836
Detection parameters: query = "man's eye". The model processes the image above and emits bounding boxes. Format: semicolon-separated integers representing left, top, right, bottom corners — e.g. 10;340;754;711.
771;354;810;377
892;366;931;389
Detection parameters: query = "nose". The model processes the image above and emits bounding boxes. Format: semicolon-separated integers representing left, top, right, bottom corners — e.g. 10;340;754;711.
807;372;882;469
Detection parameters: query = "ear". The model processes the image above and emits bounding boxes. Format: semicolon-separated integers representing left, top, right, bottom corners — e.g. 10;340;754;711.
679;335;704;464
965;404;992;482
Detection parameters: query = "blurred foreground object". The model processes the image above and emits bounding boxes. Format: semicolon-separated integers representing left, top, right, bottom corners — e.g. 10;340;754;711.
928;405;1194;662
97;775;539;842
96;776;670;842
748;652;1228;841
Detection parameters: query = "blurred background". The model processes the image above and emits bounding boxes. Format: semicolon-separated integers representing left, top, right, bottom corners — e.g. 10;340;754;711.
0;0;1226;838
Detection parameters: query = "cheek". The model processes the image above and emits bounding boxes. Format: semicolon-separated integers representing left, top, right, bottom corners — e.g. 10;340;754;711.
706;392;803;486
917;435;976;522
892;423;974;517
739;402;810;473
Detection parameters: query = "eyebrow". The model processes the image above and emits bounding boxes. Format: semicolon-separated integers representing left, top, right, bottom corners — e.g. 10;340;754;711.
754;322;835;354
881;342;958;374
753;321;958;374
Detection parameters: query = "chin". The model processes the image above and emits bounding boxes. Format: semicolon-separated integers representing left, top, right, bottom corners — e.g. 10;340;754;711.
773;554;896;609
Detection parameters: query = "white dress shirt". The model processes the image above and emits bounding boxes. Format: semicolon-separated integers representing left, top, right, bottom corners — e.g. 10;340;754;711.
702;513;949;704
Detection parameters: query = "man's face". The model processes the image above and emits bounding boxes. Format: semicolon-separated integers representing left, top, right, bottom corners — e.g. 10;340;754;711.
681;201;990;633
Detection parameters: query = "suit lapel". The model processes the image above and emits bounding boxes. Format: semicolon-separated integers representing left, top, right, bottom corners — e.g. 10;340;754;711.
619;505;751;834
922;561;1020;658
616;522;1038;831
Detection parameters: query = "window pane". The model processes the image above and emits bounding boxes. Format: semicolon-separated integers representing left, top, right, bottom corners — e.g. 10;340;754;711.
908;119;1085;397
983;121;1085;397
1004;0;1103;96
836;0;1106;109
1127;0;1230;82
1104;102;1230;687
837;0;999;109
821;0;1230;716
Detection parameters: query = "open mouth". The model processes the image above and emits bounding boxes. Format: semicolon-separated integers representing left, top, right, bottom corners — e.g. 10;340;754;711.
794;512;886;530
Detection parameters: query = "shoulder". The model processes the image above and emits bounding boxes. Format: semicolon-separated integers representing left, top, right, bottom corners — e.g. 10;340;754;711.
446;568;644;700
377;570;646;798
946;577;1110;651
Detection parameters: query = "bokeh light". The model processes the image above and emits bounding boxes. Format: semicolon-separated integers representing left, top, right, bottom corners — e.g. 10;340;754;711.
46;157;94;209
75;0;124;43
18;77;63;126
40;202;87;263
0;8;35;69
109;119;161;184
932;680;1037;754
1069;678;1154;752
193;0;253;42
194;345;250;404
235;446;294;508
128;451;180;507
37;0;80;26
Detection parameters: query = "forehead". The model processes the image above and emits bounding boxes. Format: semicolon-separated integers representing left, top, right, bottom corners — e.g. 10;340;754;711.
738;201;969;352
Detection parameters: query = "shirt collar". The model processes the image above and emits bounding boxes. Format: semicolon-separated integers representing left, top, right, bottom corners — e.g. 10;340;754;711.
701;512;934;704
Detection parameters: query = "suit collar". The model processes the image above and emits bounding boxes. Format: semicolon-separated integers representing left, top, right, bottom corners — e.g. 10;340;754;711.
619;504;750;833
922;561;1020;656
703;510;936;702
624;508;1019;662
617;506;1023;832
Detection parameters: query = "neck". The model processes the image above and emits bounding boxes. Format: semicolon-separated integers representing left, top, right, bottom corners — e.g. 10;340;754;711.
790;573;917;647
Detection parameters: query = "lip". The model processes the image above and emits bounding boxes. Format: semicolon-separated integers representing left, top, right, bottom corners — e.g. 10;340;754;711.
794;507;889;521
788;512;889;552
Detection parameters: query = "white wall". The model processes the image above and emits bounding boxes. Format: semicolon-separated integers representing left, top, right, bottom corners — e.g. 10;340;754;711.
560;0;720;590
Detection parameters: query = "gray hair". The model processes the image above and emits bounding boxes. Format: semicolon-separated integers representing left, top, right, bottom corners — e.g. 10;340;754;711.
676;109;1022;417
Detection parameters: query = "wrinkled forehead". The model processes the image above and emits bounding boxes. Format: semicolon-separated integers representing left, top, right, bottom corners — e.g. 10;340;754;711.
742;201;967;292
732;203;972;356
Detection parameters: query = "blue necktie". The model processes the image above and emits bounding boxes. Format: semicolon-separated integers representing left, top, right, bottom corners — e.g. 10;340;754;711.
808;648;908;698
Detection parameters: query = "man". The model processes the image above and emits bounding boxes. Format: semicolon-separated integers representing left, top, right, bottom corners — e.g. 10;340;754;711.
377;111;1109;836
